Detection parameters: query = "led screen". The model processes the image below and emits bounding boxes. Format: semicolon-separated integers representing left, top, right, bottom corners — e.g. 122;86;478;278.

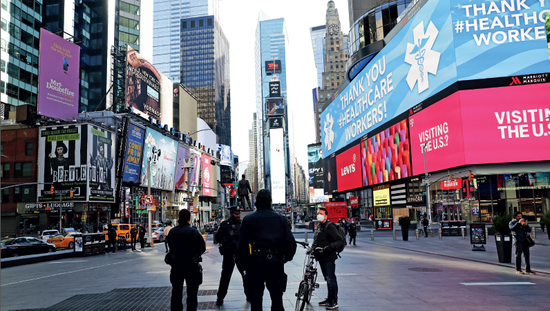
336;144;363;192
122;123;145;183
270;128;286;204
308;143;324;189
140;128;178;191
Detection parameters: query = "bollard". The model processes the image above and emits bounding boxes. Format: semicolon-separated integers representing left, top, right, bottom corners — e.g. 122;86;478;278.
439;228;442;239
485;227;489;239
305;231;308;243
533;227;536;239
461;228;465;239
371;229;374;241
393;228;396;240
416;229;419;240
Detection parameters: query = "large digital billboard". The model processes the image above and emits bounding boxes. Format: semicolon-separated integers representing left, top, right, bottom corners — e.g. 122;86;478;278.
175;144;189;191
202;154;212;196
361;119;411;186
321;0;550;158
88;126;115;202
122;123;145;183
336;144;363;192
410;83;550;173
140;128;177;191
38;125;88;202
127;46;162;120
218;144;232;166
37;29;80;120
270;128;286;204
265;60;282;75
323;154;337;194
189;149;202;195
266;97;285;116
308;143;324;189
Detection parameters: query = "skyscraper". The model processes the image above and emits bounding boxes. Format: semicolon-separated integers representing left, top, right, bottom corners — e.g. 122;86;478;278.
310;25;326;88
255;16;290;201
153;0;218;82
180;15;231;145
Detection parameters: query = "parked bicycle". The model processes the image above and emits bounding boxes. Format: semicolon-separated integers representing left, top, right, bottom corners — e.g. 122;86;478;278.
295;241;319;311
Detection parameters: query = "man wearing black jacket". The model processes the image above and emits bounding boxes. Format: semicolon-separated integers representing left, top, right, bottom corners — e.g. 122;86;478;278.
238;189;296;311
313;208;344;310
215;206;247;306
167;209;206;311
238;174;253;210
509;212;534;274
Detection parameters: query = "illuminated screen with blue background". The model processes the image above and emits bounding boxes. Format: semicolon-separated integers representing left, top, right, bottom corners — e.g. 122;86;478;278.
321;0;550;158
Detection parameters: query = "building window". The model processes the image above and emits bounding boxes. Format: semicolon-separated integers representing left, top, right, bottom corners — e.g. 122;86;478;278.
182;21;187;28
208;18;212;26
14;162;33;177
1;188;8;203
191;20;195;27
199;19;204;27
25;141;33;156
1;163;9;178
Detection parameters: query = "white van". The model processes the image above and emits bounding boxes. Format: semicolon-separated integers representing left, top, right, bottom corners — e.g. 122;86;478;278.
40;230;60;241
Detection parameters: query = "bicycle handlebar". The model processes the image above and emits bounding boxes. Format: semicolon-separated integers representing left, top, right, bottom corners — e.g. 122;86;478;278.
297;241;309;248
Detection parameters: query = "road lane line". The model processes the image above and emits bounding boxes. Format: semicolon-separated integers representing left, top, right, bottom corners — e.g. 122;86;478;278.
1;259;138;287
461;282;535;286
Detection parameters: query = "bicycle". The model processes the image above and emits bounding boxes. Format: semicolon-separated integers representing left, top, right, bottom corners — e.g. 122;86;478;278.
295;241;319;311
419;225;438;237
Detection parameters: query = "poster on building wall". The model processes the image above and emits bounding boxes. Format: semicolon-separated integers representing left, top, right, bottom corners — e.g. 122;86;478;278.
270;128;286;204
122;123;145;183
361;119;410;186
189;149;202;195
202;154;212;196
218;144;232;166
175;144;190;191
37;29;80;120
38;125;88;202
308;143;324;189
336;144;363;192
323;155;337;195
88;126;115;202
126;46;162;120
140;128;177;191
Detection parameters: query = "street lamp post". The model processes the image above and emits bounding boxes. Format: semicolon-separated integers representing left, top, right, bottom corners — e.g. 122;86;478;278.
147;158;153;246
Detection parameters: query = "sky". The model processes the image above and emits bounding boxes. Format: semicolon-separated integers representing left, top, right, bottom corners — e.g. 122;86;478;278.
217;0;351;174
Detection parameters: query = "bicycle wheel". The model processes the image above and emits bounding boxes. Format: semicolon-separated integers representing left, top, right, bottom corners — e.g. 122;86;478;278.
429;229;437;237
306;271;317;303
295;281;308;311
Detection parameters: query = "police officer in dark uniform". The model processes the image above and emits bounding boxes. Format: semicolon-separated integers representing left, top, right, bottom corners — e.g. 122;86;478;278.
167;209;206;311
237;189;297;311
138;223;146;249
130;225;138;251
215;206;247;306
107;224;117;254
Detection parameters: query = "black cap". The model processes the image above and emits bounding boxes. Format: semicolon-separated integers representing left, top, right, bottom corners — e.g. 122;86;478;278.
229;206;241;214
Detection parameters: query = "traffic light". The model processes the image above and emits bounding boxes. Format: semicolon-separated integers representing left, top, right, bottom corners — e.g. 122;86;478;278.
469;172;474;181
450;174;455;182
70;190;74;198
50;186;54;194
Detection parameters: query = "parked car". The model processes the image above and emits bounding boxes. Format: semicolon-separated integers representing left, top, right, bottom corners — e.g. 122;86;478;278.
40;230;60;242
63;228;76;234
204;223;218;233
47;232;79;249
145;228;165;242
1;237;56;257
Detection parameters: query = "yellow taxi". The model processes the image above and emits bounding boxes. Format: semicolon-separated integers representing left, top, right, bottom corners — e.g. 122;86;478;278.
47;232;79;249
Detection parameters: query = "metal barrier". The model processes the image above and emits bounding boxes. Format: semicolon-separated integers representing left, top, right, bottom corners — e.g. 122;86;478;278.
415;229;419;240
461;228;465;239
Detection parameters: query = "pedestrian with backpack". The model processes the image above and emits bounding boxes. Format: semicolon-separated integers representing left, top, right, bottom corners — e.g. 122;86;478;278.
313;208;344;310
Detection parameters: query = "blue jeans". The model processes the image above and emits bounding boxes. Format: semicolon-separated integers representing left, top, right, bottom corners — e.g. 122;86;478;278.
318;260;338;303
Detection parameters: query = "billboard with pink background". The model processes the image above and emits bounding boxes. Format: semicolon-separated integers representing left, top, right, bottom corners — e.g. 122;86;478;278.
37;29;80;120
409;83;550;174
409;93;466;175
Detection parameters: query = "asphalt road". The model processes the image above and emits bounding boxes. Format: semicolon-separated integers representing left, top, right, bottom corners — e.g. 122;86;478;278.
2;230;550;310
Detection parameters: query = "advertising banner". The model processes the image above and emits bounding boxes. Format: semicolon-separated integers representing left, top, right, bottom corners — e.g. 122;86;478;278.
323;154;338;195
88;126;115;202
321;0;550;158
265;60;282;75
202;154;212;196
350;196;359;207
140;128;178;191
122;123;145;183
441;179;463;190
189;149;202;195
269;117;284;129
336;144;362;192
218;144;232;166
126;46;162;120
373;184;390;207
308;143;324;189
37;29;80;120
266;97;285;116
361;119;411;186
460;83;550;164
409;93;466;175
451;0;550;81
270;128;286;204
269;81;281;97
38;125;87;202
175;144;190;191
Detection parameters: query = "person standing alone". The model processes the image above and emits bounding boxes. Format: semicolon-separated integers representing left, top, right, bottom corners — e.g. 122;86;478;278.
130;225;138;251
509;212;535;274
422;216;429;238
348;219;357;246
238;174;253;210
138;223;146;249
313;208;344;310
167;209;206;311
164;221;173;253
215;206;247;306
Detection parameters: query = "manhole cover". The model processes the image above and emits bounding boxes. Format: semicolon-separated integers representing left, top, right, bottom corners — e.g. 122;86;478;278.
408;267;443;272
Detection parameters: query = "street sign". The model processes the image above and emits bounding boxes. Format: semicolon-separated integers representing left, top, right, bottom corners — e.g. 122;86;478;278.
183;198;194;203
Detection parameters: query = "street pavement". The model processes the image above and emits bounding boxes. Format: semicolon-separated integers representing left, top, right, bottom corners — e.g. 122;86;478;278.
2;228;550;311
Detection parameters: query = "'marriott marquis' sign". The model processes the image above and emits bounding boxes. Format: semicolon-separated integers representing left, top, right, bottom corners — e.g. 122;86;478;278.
321;0;550;157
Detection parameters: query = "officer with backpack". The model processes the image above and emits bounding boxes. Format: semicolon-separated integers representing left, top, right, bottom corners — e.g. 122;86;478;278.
313;208;344;310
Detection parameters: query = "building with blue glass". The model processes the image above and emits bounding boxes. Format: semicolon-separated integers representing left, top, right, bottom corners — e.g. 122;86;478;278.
180;14;230;146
